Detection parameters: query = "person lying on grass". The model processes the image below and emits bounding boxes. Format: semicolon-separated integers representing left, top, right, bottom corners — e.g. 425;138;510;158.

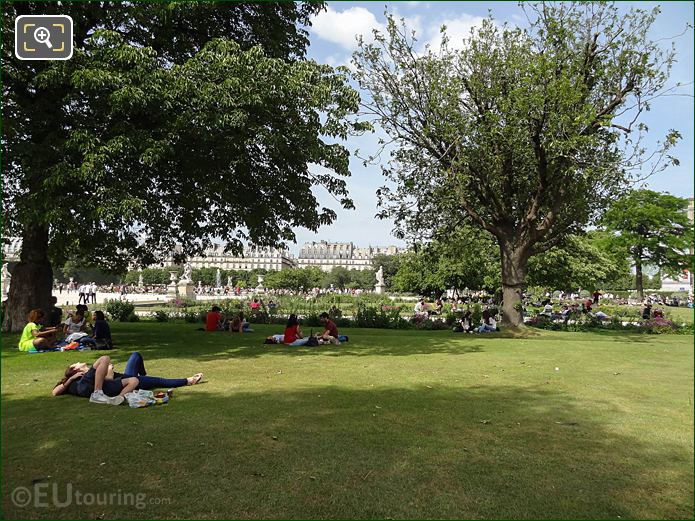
18;309;61;352
52;353;203;405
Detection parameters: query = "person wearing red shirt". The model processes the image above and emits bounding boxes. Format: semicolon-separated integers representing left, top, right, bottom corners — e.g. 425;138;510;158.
266;314;308;346
205;306;223;332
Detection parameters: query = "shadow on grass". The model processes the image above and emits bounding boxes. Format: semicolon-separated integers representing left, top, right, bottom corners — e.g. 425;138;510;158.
2;323;684;364
2;385;692;519
105;325;488;362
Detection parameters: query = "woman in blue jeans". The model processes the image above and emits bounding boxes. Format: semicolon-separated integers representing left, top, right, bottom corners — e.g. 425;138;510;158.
52;353;203;405
117;352;203;390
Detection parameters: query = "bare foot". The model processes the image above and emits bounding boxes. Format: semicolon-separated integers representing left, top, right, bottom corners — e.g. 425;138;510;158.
187;373;203;386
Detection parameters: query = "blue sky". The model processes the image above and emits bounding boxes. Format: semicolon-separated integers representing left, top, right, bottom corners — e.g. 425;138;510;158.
290;1;694;253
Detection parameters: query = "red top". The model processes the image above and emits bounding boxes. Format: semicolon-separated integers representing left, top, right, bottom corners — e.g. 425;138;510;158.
283;324;300;344
206;311;221;332
324;319;339;338
250;302;260;310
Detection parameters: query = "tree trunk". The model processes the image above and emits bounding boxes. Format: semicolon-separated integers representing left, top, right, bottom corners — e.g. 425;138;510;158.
2;226;53;333
635;257;644;301
499;240;529;327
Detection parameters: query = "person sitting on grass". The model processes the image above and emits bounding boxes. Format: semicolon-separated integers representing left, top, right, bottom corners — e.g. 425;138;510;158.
414;299;428;316
267;314;309;346
229;312;252;333
205;306;224;332
459;310;474;332
48;296;63;328
318;312;340;344
52;353;203;404
64;310;88;334
18;309;61;352
478;313;498;333
540;302;554;316
92;310;113;349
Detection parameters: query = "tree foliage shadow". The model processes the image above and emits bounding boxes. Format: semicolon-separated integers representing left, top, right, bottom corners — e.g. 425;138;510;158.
2;384;692;519
109;325;487;362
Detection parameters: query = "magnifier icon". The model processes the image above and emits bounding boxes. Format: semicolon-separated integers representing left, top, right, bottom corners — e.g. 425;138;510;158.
33;26;52;48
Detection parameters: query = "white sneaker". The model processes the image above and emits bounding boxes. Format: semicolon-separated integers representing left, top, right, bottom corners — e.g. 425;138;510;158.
109;395;125;406
89;390;109;404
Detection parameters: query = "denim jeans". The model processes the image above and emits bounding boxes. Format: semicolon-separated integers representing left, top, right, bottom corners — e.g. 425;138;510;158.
123;352;187;390
478;324;496;333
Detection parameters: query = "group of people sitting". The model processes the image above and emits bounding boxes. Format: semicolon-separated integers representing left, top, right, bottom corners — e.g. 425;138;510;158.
640;301;666;321
204;306;253;333
18;303;113;352
267;312;344;346
413;298;445;318
537;298;611;322
453;308;499;333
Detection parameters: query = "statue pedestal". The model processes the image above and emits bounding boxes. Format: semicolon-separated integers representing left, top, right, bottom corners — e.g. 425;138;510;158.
178;281;195;300
167;283;179;300
374;283;386;295
255;285;265;294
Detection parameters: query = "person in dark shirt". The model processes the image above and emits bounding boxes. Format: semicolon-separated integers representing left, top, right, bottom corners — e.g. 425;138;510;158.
48;296;63;328
92;310;113;349
592;290;602;305
318;312;339;344
51;353;203;402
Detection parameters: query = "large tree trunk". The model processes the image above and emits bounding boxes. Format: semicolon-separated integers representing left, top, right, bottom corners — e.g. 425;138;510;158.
499;240;529;327
2;226;53;333
635;257;644;302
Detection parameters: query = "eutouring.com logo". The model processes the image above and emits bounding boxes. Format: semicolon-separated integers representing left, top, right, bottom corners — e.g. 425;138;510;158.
11;482;171;510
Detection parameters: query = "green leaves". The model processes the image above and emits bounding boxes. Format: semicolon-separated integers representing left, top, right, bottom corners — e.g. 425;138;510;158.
601;189;693;275
3;2;361;272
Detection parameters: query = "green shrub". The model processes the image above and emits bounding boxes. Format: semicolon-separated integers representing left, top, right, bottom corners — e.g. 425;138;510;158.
105;299;135;322
303;313;323;327
152;310;169;322
183;311;200;323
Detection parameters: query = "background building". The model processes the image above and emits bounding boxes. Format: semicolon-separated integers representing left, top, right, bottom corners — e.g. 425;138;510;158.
296;241;403;272
661;197;694;292
162;244;295;272
160;241;403;273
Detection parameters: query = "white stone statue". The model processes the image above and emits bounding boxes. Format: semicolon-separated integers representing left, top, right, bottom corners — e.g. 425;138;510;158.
180;262;193;282
1;263;11;300
138;273;144;287
215;268;221;288
227;276;233;287
376;265;384;285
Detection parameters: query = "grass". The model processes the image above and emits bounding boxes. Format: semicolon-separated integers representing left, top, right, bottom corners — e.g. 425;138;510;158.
2;323;693;519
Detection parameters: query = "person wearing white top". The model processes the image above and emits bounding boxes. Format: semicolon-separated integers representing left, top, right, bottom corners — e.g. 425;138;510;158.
77;285;86;305
89;282;97;304
478;316;497;333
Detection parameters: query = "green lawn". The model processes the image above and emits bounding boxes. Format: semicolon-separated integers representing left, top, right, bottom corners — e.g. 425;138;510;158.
2;324;693;519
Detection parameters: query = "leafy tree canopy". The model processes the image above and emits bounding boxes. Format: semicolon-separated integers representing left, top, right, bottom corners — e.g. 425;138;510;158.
2;1;367;331
352;2;686;324
600;189;694;298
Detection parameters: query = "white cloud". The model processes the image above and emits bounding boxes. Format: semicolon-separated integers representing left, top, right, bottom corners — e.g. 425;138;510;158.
311;6;385;50
424;14;488;51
